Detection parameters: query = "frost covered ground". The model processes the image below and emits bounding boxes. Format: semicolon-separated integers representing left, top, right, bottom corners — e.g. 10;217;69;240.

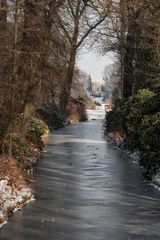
0;177;33;228
0;156;33;227
107;132;160;189
0;178;33;228
0;130;49;228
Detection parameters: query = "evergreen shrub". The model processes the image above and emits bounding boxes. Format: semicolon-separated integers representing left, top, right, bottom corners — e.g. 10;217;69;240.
37;105;65;130
26;117;49;149
104;88;160;178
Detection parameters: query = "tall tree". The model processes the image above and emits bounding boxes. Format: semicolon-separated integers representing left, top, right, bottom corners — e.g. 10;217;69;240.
58;0;111;112
0;0;9;110
18;0;66;133
119;0;127;99
87;75;93;94
123;0;141;99
0;0;67;154
122;0;160;98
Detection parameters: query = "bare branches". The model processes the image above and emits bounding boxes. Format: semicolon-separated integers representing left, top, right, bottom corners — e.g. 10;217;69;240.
77;14;107;48
57;16;72;42
57;0;112;111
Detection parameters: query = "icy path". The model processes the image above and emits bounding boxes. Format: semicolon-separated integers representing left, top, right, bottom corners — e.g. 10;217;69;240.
1;121;160;240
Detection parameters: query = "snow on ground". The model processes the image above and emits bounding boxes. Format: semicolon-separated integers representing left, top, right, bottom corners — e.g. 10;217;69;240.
86;109;106;121
152;171;160;188
0;178;33;228
107;132;160;191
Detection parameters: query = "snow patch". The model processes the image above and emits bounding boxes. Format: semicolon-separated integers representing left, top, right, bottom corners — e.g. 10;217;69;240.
0;178;33;227
26;156;38;164
152;171;160;188
127;150;140;164
0;220;7;229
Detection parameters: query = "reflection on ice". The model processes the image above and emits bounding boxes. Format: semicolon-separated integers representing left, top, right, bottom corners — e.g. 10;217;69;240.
51;134;106;144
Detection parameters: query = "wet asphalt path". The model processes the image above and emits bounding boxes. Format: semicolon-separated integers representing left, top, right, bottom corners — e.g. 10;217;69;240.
1;121;160;240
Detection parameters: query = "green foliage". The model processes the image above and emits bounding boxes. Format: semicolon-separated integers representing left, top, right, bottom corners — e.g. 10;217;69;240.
26;117;49;148
153;84;160;95
104;103;125;133
12;134;29;158
124;89;155;149
104;88;160;178
140;113;160;179
37;105;65;130
5;117;48;158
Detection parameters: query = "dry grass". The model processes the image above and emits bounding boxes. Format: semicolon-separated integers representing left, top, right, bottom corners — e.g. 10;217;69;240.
0;156;25;189
66;98;88;123
0;156;32;226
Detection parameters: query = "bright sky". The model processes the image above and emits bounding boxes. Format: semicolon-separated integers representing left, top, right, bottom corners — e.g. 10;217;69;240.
77;51;116;82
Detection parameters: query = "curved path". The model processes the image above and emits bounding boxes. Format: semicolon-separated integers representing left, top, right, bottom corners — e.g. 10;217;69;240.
1;122;160;240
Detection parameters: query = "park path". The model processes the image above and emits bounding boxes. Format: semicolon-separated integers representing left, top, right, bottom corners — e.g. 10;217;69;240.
1;121;160;240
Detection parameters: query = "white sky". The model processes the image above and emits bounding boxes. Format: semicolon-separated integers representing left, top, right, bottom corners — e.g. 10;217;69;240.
77;51;116;82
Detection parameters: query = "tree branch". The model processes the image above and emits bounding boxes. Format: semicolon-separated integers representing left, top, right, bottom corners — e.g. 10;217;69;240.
57;16;72;43
77;15;107;49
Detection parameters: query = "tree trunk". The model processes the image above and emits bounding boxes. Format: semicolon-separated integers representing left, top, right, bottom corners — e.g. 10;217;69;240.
60;45;77;113
123;2;137;99
120;0;126;100
0;0;8;107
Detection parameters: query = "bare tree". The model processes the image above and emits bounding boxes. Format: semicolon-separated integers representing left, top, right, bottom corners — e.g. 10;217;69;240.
0;0;10;111
57;0;111;112
103;61;121;103
0;0;67;154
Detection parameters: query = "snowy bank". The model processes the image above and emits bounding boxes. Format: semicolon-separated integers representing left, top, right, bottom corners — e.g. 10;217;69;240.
106;131;160;190
152;171;160;188
0;178;32;227
0;156;33;227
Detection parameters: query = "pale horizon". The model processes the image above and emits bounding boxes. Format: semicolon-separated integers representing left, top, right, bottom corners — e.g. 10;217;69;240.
77;51;116;82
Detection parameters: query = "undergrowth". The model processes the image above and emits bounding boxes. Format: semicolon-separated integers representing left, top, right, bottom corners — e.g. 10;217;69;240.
104;87;160;179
